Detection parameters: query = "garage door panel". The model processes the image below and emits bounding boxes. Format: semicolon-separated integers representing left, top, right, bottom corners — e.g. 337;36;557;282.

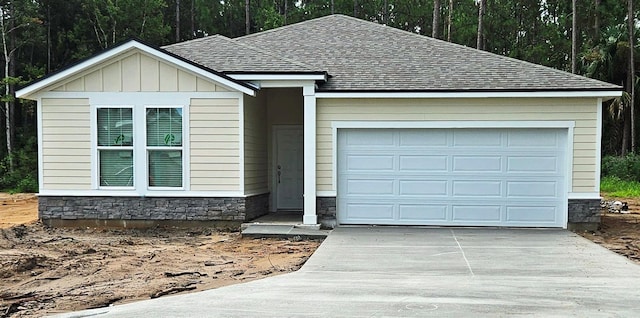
399;130;448;146
345;130;394;146
507;130;559;147
452;205;502;221
399;155;448;171
345;203;394;221
399;180;448;196
453;156;502;172
506;206;558;223
399;204;447;221
453;130;502;146
507;181;557;198
452;180;502;197
346;179;395;195
338;128;567;227
507;156;558;173
346;155;394;171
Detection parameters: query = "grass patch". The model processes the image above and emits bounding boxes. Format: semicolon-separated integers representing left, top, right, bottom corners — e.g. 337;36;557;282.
601;176;640;197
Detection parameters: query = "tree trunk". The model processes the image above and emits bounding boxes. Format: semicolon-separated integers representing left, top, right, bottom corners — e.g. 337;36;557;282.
0;7;13;171
432;0;441;39
331;0;335;15
245;0;250;35
447;0;453;42
477;0;485;50
594;0;601;43
175;0;180;42
190;0;195;39
284;0;288;25
629;0;636;151
571;0;577;74
353;0;358;18
383;0;388;24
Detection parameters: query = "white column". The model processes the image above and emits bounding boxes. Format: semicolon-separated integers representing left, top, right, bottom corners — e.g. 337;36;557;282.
303;85;317;224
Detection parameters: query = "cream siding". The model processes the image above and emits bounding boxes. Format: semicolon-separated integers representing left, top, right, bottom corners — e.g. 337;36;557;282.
317;98;599;193
46;51;232;93
244;91;268;194
190;98;241;191
41;98;92;190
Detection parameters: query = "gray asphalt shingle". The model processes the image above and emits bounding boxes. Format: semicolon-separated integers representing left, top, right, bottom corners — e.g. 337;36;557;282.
166;14;620;92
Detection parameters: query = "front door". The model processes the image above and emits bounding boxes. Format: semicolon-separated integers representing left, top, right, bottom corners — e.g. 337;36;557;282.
275;126;304;210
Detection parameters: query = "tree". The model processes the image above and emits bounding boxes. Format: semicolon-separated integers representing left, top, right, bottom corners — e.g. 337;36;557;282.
447;0;452;42
477;0;485;50
571;0;577;73
628;0;635;152
245;0;250;34
432;0;440;38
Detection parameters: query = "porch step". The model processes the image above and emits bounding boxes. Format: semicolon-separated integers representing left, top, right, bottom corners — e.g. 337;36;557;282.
241;224;330;239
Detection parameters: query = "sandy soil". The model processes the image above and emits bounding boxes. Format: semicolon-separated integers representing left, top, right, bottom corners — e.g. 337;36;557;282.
3;194;640;317
0;195;321;317
578;197;640;264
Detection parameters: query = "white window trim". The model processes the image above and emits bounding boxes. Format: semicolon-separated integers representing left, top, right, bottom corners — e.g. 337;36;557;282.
144;105;187;191
94;105;135;190
89;94;191;196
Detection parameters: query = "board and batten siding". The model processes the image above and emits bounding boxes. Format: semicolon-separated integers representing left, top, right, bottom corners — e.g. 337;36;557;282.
190;98;240;191
244;92;268;194
41;98;92;189
48;51;231;93
316;98;598;193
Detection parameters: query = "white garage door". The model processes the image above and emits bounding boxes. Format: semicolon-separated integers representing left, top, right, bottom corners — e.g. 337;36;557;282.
337;128;567;227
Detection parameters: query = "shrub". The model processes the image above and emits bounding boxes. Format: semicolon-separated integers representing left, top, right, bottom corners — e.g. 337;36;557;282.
0;136;38;193
601;154;640;181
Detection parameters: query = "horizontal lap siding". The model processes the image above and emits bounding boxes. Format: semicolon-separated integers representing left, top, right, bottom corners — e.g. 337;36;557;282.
190;98;240;191
244;92;268;194
316;98;598;193
41;99;91;189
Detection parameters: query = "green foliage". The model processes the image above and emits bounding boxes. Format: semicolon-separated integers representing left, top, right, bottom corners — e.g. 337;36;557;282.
601;154;640;181
0;136;38;193
600;176;640;197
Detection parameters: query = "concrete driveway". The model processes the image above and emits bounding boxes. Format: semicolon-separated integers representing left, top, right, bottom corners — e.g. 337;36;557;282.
55;227;640;317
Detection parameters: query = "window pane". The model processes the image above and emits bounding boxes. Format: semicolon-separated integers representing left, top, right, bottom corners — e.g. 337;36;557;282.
148;150;182;187
98;108;133;146
100;150;134;187
146;108;182;147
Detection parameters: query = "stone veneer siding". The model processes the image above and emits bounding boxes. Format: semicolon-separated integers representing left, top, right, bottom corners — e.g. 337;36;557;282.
38;194;269;223
567;198;601;231
316;197;600;229
316;197;336;218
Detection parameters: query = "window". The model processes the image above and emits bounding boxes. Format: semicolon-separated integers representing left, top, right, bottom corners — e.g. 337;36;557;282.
146;107;183;188
97;107;134;187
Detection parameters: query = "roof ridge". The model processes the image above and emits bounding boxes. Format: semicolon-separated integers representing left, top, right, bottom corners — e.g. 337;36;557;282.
161;34;230;49
236;14;342;41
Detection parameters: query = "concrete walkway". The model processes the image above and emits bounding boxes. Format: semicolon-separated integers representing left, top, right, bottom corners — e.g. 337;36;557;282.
54;227;640;317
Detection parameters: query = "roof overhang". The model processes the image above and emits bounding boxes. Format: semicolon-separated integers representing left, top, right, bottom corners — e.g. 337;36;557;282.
227;73;328;81
315;90;623;100
16;39;257;100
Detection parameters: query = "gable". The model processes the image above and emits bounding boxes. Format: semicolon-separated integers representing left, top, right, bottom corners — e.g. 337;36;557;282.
48;50;231;93
16;40;256;100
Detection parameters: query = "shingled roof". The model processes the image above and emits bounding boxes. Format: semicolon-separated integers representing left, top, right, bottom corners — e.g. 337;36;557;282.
167;14;620;92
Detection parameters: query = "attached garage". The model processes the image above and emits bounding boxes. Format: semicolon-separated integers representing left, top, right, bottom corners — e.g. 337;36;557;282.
337;128;568;227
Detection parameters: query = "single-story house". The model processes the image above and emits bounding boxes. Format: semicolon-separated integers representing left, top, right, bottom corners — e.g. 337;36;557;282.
17;14;621;230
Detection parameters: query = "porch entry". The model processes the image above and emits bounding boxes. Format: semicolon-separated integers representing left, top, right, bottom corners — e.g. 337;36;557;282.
274;126;304;210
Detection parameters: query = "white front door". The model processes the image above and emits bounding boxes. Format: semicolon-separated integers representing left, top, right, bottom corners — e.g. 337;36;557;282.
275;126;304;210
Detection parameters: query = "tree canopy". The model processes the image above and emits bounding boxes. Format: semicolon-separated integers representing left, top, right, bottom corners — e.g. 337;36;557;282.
0;0;638;191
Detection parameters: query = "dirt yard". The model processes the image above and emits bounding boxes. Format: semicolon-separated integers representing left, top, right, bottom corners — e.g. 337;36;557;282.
579;197;640;264
2;194;640;317
0;194;322;318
